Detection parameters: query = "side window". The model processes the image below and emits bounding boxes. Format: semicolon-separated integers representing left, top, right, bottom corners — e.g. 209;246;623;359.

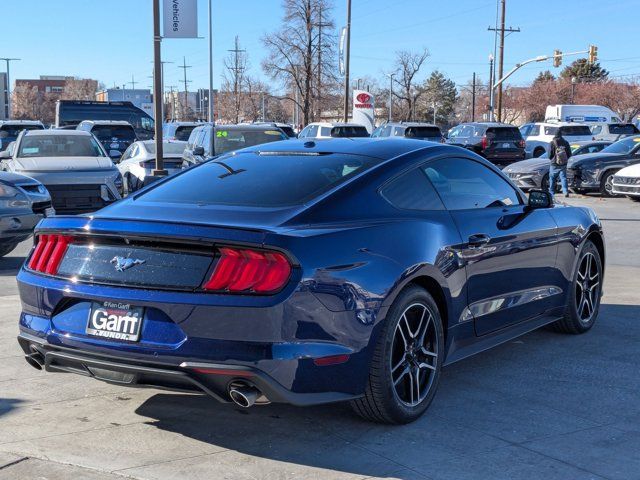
448;126;460;138
298;126;310;138
381;168;445;211
320;126;332;137
371;126;383;138
121;145;134;160
519;124;531;137
381;125;393;137
591;125;602;135
423;158;521;210
529;125;540;136
393;127;405;137
544;126;558;136
307;125;319;138
187;127;200;148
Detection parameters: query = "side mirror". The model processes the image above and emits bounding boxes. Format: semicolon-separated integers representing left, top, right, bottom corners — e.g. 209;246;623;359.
0;150;11;159
193;146;205;156
527;189;553;209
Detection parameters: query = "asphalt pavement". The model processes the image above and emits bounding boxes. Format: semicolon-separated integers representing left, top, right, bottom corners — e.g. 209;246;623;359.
0;195;638;480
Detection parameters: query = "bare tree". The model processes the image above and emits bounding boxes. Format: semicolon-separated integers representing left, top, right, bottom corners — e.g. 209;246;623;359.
222;36;248;124
61;78;98;100
11;85;56;124
392;48;429;121
262;0;337;125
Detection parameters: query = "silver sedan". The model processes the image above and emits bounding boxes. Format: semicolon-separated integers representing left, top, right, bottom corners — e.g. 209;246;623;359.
117;140;187;193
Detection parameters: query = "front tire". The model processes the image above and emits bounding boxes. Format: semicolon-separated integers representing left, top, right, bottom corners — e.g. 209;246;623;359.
552;240;602;334
351;285;444;424
599;171;616;197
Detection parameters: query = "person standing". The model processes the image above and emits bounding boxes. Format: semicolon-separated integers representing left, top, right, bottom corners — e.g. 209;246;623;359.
548;130;572;197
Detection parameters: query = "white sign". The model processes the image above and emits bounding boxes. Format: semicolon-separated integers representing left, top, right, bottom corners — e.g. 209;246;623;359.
352;90;375;134
163;0;198;38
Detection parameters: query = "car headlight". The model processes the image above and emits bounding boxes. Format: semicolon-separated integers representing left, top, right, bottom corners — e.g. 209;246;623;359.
0;183;19;198
114;173;123;190
37;184;48;195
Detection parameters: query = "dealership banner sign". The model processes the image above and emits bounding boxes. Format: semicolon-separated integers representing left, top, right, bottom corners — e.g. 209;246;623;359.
353;90;375;133
163;0;198;38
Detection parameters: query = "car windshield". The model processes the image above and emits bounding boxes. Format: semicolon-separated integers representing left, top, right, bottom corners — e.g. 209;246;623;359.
0;124;44;137
486;127;522;140
609;124;638;135
213;128;286;155
601;136;640;154
138;152;381;207
91;125;136;141
17;134;106;157
145;142;186;155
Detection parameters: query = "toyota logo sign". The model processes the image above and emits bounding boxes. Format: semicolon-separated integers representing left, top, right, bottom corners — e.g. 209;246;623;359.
356;93;371;103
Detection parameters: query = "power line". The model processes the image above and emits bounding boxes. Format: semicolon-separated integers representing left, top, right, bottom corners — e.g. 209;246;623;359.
178;56;192;120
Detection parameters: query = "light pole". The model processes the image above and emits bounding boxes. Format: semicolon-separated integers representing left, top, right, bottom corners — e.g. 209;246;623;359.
571;76;578;104
385;73;395;122
151;0;166;178
0;58;20;118
342;0;352;122
488;54;494;121
208;0;215;124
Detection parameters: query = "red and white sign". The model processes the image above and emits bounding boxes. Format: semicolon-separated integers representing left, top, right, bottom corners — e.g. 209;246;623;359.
353;90;375;133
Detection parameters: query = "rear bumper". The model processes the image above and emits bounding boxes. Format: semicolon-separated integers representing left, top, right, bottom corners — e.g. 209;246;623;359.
18;332;357;406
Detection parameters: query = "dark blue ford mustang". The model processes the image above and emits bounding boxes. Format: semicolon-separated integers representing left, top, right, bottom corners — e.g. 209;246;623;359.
16;138;605;424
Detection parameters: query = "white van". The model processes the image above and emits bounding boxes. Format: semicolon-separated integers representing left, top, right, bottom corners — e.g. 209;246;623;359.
545;105;621;125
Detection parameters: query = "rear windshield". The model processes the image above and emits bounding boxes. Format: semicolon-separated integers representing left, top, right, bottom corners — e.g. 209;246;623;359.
279;126;296;138
609;124;638;135
138;152;381;207
0;124;44;137
558;125;592;136
214;129;287;155
405;126;441;138
17;134;106;158
486;127;522;140
145;142;186;155
174;125;196;141
91;125;136;141
601;136;640;154
331;126;370;138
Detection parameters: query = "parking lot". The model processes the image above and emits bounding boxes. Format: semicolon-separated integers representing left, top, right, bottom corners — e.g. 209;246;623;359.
0;194;638;480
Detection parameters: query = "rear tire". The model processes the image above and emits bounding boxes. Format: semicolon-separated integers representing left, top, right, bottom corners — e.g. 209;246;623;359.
533;147;545;158
350;285;444;424
552;240;602;334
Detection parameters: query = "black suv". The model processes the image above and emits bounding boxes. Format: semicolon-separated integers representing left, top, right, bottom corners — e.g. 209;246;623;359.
372;122;443;142
447;122;525;166
182;124;288;168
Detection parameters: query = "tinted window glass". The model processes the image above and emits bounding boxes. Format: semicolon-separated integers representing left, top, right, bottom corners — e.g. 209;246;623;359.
486;127;522;140
139;152;381;207
320;126;332;136
424;158;521;210
529;125;540;136
0;124;44;137
174;125;196;141
91;125;136;141
382;169;444;211
213;128;286;155
145;142;186;155
279;126;296;138
18;135;106;158
331;126;369;138
609;124;638;135
544;126;558;135
405;126;441;138
559;125;592;136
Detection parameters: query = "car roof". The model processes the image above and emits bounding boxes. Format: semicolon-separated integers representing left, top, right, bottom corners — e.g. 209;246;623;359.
235;137;440;160
80;120;133;126
306;122;366;128
194;124;286;132
384;122;439;128
141;140;187;146
24;129;92;136
533;122;590;127
457;122;515;128
165;121;202;127
569;140;610;146
0;120;43;125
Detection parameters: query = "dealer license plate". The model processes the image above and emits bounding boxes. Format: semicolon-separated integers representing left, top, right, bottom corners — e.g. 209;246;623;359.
86;301;144;342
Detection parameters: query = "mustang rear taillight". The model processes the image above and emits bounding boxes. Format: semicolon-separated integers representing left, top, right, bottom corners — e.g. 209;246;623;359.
203;247;291;294
27;234;74;275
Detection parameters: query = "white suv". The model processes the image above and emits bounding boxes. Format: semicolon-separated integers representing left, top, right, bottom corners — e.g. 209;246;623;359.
297;122;369;139
519;122;593;158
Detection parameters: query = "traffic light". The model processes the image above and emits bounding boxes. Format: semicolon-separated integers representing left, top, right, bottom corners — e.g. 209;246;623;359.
588;45;598;64
553;50;562;68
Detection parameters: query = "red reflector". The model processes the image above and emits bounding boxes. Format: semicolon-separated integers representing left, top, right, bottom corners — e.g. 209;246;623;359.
28;234;74;275
481;135;489;150
191;368;254;377
203;247;292;294
313;354;350;367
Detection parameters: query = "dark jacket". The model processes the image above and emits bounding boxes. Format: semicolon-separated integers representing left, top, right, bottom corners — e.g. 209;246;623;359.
549;136;572;166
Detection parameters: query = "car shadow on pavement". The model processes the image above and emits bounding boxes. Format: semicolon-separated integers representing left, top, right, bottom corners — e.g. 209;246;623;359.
0;398;25;419
0;256;26;276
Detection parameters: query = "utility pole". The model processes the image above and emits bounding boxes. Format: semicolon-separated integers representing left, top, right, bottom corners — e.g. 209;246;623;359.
488;0;519;122
386;73;394;122
315;3;331;121
471;72;476;122
342;0;352;123
208;0;215;124
151;0;166;178
488;54;495;121
227;36;246;123
129;75;137;90
178;57;192;121
0;58;20;118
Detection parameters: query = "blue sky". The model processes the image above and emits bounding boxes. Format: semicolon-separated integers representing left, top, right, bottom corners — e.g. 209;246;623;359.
3;0;640;93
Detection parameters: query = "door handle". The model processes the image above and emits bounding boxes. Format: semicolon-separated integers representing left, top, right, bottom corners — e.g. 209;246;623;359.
468;233;491;248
